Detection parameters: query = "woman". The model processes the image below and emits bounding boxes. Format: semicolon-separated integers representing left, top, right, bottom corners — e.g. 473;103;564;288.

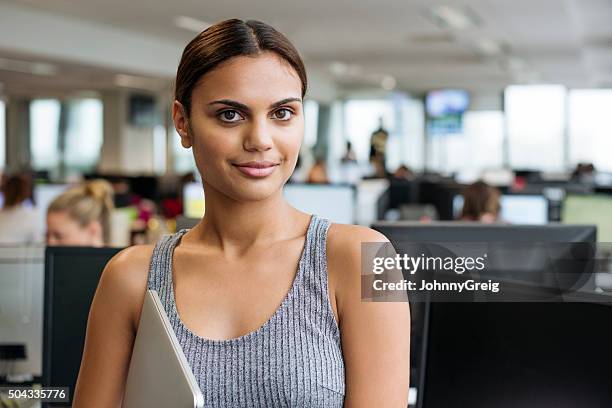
46;179;114;246
74;19;410;407
460;180;501;223
0;173;41;244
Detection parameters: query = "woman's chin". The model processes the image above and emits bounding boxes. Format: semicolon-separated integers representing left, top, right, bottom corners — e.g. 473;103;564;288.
220;181;285;203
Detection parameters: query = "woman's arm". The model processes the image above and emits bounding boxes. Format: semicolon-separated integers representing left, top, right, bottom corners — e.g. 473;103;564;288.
72;245;153;408
328;225;410;407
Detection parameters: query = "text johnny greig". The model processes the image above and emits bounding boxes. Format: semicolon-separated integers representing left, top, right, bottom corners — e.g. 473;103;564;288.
370;253;501;293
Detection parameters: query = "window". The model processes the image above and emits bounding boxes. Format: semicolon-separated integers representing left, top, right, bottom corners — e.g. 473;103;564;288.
342;99;395;163
461;110;504;170
64;98;103;171
386;94;425;172
303;99;319;149
426;110;504;173
568;89;612;172
30;98;103;173
0;99;5;170
505;85;566;171
30;99;61;170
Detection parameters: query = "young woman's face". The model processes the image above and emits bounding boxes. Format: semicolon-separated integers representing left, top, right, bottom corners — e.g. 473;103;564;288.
46;211;103;247
173;52;304;202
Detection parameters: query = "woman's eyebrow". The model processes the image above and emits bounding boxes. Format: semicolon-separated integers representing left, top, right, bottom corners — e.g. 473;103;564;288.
208;99;250;111
208;97;302;112
269;97;302;109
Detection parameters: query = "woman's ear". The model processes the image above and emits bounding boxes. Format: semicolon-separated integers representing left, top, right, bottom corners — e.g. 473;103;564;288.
172;100;192;148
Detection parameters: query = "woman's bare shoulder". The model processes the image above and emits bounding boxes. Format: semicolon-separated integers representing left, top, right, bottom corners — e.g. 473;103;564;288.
97;244;155;328
327;223;389;258
325;223;389;290
102;245;154;286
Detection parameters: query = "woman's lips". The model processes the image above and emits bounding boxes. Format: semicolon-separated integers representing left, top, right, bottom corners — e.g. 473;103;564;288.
232;161;279;178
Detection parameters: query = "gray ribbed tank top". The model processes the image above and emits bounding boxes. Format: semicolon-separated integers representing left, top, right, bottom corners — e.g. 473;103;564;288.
147;215;345;407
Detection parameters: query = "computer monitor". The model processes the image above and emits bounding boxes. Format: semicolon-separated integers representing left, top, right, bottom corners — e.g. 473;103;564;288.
183;182;205;219
453;194;549;224
417;180;462;221
129;176;158;200
373;221;596;244
418;288;612;408
0;245;45;380
387;179;417;210
562;194;612;242
371;222;597;394
374;222;596;287
43;246;122;405
283;183;355;224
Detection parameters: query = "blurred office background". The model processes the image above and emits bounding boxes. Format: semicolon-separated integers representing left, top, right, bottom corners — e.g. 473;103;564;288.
2;1;612;406
1;0;612;240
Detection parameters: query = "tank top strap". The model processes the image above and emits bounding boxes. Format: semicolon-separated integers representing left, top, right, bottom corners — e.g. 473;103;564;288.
147;229;188;307
300;215;340;334
304;214;331;272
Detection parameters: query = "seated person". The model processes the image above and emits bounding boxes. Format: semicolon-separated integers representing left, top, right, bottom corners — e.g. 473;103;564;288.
459;181;501;223
46;179;114;246
306;159;329;184
0;173;42;244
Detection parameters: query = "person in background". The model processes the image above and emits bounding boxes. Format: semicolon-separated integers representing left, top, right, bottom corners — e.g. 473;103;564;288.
306;158;329;183
571;162;596;183
366;144;389;179
393;164;414;180
46;179;114;246
0;173;42;244
341;141;357;163
338;141;363;184
460;180;501;223
368;117;388;178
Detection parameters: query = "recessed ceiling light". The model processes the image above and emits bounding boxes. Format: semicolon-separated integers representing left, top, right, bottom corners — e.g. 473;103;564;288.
426;5;480;31
474;38;503;55
506;57;526;71
329;62;364;77
174;16;212;33
346;65;363;76
513;71;541;84
114;74;159;89
329;62;348;75
381;76;397;90
0;57;57;76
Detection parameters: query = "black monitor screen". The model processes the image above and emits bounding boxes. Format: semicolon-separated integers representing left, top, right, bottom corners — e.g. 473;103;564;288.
43;246;122;406
371;222;597;395
420;297;612;408
372;222;597;244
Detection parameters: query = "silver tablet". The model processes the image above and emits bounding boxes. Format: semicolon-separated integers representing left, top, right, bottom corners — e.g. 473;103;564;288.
123;290;204;408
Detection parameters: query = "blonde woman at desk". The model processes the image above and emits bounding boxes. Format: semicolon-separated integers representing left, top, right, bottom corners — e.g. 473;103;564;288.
74;19;409;407
46;179;114;247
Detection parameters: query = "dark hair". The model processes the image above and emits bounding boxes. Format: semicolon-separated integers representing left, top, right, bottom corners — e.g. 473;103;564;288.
1;173;31;208
175;19;307;116
460;181;501;221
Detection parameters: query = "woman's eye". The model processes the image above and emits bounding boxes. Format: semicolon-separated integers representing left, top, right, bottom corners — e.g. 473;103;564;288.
273;108;293;121
218;110;243;123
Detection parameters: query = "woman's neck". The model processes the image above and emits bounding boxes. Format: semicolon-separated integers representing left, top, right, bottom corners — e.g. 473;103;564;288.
189;185;308;255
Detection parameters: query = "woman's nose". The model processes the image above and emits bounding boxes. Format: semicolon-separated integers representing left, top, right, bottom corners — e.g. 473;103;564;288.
243;119;273;152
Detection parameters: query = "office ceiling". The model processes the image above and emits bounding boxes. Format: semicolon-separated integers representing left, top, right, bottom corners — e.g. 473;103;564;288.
1;0;612;96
